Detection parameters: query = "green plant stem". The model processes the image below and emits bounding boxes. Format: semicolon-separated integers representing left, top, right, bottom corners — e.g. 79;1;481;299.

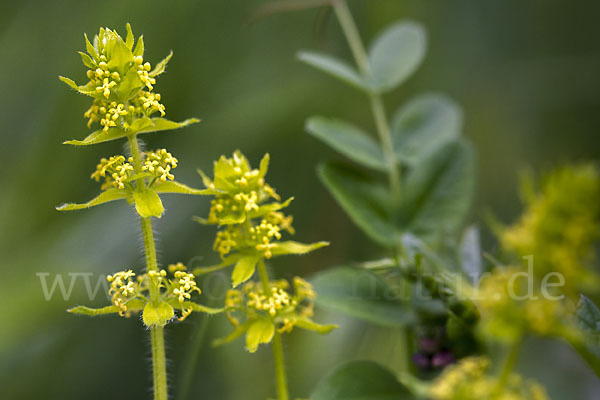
333;0;412;372
128;133;168;400
272;331;289;400
496;340;521;392
332;0;400;197
257;259;290;400
151;326;168;400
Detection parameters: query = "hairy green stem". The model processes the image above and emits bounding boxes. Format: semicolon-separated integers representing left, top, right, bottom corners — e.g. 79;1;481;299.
128;133;168;400
257;259;290;400
332;0;401;197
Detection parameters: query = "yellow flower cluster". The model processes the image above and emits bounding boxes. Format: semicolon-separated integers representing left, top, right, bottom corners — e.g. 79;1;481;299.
105;264;201;321
476;267;571;342
91;155;134;190
225;277;315;334
202;152;295;260
143;149;178;183
90;149;179;192
430;357;548;400
107;270;137;316
502;165;600;295
77;27;167;132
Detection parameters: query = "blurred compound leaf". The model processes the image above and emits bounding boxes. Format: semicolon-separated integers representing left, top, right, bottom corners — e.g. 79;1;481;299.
297;51;369;92
306;116;387;172
311;266;416;327
56;188;129;211
318;162;399;247
310;360;415;400
397;139;475;243
133;188;164;218
571;295;600;377
391;94;463;166
366;21;426;93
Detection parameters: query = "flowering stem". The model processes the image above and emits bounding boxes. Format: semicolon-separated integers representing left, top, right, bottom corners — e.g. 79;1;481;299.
332;0;401;197
257;259;290;400
128;133;168;400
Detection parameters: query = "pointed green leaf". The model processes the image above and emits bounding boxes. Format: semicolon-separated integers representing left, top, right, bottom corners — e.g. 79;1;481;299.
270;241;329;257
318;162;399;247
246;318;275;353
116;67;144;102
367;21;426;93
248;197;294;220
398;139;475;243
142;301;174;327
63;118;200;146
107;36;133;74
152;180;213;195
84;33;98;60
150;51;173;77
133;35;144;57
133;189;164;218
311;266;416;327
63;127;129;146
294;317;337;334
56;189;129;211
125;23;134;50
59;76;97;97
306;116;387;171
212;320;253;348
79;51;96;69
192;254;244;275
391;94;462;166
68;305;119;316
259;153;270;178
232;255;260;287
310;361;415;400
297;51;368;92
135;117;200;134
68;299;145;316
167;300;226;315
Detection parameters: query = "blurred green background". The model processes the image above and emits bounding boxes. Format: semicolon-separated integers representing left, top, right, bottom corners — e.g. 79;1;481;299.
1;0;599;399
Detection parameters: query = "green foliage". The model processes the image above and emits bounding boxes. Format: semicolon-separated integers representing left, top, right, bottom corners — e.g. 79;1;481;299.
310;360;414;400
366;21;426;93
311;267;416;327
306;117;387;171
318;162;398;247
391;94;462;166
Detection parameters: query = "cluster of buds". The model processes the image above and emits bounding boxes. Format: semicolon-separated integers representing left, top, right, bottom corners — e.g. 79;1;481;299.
429;357;548;400
107;270;138;316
